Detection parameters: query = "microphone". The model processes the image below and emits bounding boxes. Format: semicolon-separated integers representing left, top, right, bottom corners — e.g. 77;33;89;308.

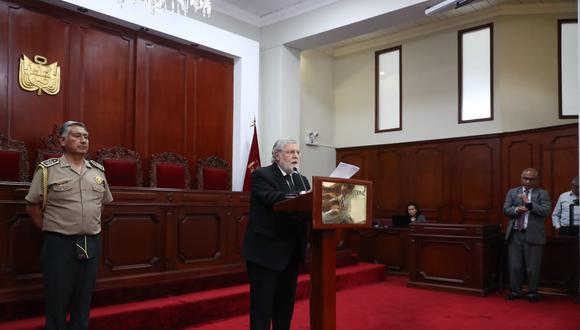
293;167;308;193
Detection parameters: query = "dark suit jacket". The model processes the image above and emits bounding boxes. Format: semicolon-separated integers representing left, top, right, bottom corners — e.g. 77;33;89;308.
241;163;311;272
503;186;550;244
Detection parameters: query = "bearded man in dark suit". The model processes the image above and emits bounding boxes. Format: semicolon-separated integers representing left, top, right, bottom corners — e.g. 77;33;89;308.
503;168;550;303
242;138;310;330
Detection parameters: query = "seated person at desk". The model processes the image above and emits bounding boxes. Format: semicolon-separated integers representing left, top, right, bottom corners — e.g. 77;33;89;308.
407;202;426;223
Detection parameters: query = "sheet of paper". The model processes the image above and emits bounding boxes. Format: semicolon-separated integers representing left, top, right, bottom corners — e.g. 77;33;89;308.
329;162;360;179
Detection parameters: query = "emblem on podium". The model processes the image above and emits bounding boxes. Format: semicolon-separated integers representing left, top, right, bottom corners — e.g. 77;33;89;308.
19;54;61;95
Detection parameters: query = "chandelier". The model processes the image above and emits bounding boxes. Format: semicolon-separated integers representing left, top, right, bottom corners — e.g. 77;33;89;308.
117;0;212;17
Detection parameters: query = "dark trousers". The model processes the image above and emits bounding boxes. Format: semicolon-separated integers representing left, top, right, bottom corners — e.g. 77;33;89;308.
246;256;299;330
508;230;543;295
559;226;579;236
42;232;101;330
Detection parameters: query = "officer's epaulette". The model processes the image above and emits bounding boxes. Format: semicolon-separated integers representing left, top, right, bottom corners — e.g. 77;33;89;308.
89;160;105;172
38;158;60;168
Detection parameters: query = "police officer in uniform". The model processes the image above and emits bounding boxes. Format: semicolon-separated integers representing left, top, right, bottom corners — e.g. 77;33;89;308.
25;121;113;330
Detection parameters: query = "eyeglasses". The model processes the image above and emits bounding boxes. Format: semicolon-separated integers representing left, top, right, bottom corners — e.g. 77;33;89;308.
521;176;537;181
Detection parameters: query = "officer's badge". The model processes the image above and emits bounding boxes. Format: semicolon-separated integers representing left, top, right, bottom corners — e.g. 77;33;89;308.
95;176;103;184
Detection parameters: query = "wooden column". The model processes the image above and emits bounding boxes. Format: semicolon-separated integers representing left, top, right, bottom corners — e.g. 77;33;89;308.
310;230;336;330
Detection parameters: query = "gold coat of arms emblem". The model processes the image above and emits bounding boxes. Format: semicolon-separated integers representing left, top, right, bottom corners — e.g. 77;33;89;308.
19;54;60;95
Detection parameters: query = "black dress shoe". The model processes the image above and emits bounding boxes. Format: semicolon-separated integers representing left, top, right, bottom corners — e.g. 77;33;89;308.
528;294;539;303
505;292;521;300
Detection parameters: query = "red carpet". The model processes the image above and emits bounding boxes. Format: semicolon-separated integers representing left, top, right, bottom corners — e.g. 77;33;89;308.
188;276;580;330
0;263;384;330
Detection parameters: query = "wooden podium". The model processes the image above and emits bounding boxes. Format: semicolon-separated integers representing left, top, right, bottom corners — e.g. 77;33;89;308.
274;176;372;330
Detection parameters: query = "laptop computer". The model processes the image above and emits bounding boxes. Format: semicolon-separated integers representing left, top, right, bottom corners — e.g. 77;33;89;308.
392;215;411;228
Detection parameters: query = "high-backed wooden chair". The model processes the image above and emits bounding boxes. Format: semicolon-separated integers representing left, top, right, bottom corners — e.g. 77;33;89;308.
96;147;143;187
0;135;29;182
150;152;190;189
197;156;230;190
36;127;63;165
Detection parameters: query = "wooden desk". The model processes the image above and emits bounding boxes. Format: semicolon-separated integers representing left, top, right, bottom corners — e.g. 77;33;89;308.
407;223;501;296
352;226;410;274
345;223;579;297
0;183;250;319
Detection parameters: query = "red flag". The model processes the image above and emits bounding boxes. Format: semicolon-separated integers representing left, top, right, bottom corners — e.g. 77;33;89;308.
242;123;261;191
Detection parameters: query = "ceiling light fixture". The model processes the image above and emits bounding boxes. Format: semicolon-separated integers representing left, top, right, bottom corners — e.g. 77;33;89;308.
117;0;212;17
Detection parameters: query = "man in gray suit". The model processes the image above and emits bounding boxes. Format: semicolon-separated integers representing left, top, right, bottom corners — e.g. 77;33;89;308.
503;168;550;303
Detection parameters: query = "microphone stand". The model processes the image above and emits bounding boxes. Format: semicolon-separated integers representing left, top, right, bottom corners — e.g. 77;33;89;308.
293;167;308;193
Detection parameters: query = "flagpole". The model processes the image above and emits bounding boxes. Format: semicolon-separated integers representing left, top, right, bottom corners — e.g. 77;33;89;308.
243;118;261;191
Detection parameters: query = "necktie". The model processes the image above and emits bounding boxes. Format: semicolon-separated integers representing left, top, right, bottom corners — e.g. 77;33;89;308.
292;172;303;191
516;189;527;231
285;174;296;191
569;202;575;227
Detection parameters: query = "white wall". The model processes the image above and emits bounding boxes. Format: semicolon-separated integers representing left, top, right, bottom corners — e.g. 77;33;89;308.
259;46;302;166
332;13;578;148
300;50;337;179
495;14;573;131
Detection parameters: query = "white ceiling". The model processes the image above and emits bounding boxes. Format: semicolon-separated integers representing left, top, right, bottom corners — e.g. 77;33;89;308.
216;0;338;18
210;0;576;52
213;0;342;26
214;0;576;28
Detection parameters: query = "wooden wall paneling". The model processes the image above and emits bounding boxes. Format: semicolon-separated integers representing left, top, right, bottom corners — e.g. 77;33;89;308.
0;2;8;135
218;206;249;264
146;42;187;155
419;239;471;282
0;1;235;188
454;139;501;224
65;18;81;121
224;59;233;167
540;126;578;237
164;207;176;270
136;38;189;184
7;4;70;167
174;207;226;268
133;37;151;168
234;210;248;256
1;204;43;284
501;133;540;189
76;24;135;152
541;126;578;201
366;228;409;273
337;125;576;226
413;145;446;221
0;185;251;320
375;149;405;216
336;151;368;180
185;54;198;187
540;237;578;293
194;57;233;163
100;207;166;275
